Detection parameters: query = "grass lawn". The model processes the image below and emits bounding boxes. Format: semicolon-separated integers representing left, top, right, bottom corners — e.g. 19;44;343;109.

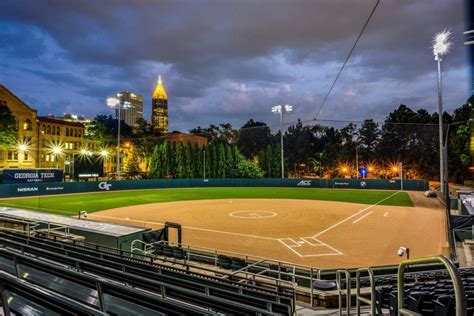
0;187;413;216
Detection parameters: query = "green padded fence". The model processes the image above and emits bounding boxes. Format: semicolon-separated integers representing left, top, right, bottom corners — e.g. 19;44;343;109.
0;178;428;198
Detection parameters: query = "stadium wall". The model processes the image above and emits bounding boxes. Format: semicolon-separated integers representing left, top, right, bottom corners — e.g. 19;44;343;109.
0;178;429;198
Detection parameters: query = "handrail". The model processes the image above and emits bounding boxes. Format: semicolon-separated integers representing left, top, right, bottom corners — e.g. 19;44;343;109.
356;267;376;315
397;256;466;316
336;269;351;315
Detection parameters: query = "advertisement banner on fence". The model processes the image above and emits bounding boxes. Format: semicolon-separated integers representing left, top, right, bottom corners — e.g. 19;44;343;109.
0;178;429;198
2;169;63;184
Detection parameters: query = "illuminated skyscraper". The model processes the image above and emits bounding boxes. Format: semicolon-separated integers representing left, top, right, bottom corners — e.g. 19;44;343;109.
152;76;168;133
115;92;143;126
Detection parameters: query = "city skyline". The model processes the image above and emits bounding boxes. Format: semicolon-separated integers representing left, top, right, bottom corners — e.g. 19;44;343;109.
0;0;470;132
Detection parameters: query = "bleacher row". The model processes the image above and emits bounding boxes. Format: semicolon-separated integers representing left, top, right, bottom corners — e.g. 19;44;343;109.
374;268;474;315
319;265;473;315
0;231;295;315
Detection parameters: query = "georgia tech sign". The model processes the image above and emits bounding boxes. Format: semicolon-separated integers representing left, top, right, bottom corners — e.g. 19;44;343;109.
98;182;112;191
297;180;312;187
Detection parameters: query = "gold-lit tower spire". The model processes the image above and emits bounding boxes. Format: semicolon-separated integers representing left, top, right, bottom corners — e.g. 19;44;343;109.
152;75;169;133
152;75;168;100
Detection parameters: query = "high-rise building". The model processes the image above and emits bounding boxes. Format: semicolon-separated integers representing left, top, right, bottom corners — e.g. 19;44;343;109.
115;92;143;126
151;76;168;133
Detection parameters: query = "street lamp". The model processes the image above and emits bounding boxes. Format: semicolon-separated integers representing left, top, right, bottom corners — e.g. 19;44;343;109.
433;30;452;194
52;146;62;169
272;104;293;178
18;144;28;152
107;96;131;179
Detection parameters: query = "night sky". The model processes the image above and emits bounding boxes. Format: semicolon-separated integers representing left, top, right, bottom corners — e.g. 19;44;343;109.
0;0;469;131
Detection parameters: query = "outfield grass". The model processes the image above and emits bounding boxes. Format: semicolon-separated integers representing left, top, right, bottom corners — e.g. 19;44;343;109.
0;187;413;216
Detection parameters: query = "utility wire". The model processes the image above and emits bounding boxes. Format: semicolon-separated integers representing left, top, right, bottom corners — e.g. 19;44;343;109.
314;0;380;120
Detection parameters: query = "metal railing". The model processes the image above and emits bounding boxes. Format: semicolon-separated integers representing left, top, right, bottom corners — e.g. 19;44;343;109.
356;267;376;315
131;239;325;303
337;269;351;315
397;256;466;316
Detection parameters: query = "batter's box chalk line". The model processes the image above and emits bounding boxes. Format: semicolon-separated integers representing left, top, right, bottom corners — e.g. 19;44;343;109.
277;237;342;258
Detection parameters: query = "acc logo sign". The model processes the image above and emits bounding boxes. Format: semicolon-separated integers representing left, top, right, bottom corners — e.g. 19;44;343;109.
98;182;112;191
297;180;312;187
360;181;367;188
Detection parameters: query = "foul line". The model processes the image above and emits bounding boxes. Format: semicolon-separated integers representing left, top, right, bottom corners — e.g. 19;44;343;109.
90;214;278;241
313;190;401;238
352;211;373;224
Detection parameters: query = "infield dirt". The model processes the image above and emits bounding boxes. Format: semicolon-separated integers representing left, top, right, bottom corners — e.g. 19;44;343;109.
89;198;446;268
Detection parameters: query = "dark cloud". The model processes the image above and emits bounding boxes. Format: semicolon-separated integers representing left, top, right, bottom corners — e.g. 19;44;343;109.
0;0;470;130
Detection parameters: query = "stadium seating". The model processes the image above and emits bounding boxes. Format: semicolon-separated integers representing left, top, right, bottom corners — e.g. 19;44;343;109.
373;267;474;316
0;229;472;315
0;231;295;315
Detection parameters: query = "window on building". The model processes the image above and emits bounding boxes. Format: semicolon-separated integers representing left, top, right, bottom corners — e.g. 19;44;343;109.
46;125;51;134
41;154;45;162
7;150;18;161
45;154;50;162
41;125;46;134
0;150;4;160
51;155;55;162
23;152;29;161
23;118;32;131
74;129;78;137
66;128;69;136
56;127;60;135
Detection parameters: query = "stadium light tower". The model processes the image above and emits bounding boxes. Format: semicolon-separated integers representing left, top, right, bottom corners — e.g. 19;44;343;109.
107;97;131;179
272;104;293;178
433;30;452;194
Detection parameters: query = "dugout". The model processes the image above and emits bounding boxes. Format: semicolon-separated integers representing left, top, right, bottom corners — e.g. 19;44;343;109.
0;207;150;252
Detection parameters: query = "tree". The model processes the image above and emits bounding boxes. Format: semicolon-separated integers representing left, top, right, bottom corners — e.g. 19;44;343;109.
357;119;380;161
234;158;264;178
217;143;226;177
189;123;239;144
125;151;140;176
339;123;358;162
284;119;314;172
237;119;271;158
132;118;162;174
0;104;17;149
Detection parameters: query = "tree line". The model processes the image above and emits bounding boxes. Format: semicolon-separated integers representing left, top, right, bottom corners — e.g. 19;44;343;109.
148;141;263;179
83;96;473;183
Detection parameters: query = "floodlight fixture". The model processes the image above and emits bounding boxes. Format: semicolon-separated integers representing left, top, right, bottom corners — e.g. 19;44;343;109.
271;103;294;178
432;30;451;193
106;97;120;108
433;30;452;60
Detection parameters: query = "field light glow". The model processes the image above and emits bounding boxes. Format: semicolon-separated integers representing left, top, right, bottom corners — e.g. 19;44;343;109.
433;30;451;59
18;144;28;151
100;149;109;157
52;146;62;155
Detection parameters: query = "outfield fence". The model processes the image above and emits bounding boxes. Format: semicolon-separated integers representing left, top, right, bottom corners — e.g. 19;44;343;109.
0;178;428;198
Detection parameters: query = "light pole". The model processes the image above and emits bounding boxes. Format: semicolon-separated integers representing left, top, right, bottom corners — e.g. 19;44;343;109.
399;162;403;191
107;97;131;179
203;148;206;180
355;146;359;178
52;146;62;169
272;104;293;178
433;30;452;194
